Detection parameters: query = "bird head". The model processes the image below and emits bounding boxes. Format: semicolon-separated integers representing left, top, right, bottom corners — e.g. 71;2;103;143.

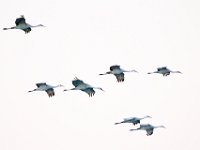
37;24;45;27
99;87;104;91
154;125;166;129
159;125;166;128
176;71;182;74
144;115;152;119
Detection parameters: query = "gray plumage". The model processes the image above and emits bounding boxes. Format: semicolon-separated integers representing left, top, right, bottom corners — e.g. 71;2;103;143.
130;124;165;136
148;66;182;76
3;15;45;33
64;77;104;97
99;65;138;82
115;115;151;125
28;82;64;97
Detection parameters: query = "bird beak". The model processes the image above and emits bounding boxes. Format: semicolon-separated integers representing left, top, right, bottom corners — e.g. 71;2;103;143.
135;70;138;73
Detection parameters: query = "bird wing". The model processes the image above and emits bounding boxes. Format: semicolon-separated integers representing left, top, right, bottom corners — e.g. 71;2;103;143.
115;73;125;82
110;65;120;71
45;88;55;97
15;16;26;25
146;128;154;136
124;117;140;125
133;120;140;125
36;83;47;88
72;78;84;87
23;27;31;33
82;88;95;97
157;67;167;71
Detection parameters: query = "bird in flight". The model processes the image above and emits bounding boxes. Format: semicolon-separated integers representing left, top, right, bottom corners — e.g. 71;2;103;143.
115;115;151;125
99;65;138;82
130;124;165;136
148;66;182;76
3;15;45;33
28;83;64;97
63;77;104;97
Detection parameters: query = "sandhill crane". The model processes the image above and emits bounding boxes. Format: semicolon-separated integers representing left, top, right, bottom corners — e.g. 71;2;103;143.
148;67;182;76
3;15;45;33
28;83;64;97
130;124;165;136
99;65;138;82
63;77;104;97
115;115;151;125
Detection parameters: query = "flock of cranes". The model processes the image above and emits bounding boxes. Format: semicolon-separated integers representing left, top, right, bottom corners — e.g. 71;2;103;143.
3;15;182;136
27;65;181;98
115;115;165;136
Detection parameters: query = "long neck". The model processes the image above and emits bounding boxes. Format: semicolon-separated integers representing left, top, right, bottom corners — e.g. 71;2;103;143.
30;24;42;28
154;125;165;129
123;69;137;73
94;87;104;91
171;71;181;73
51;85;62;89
140;116;149;120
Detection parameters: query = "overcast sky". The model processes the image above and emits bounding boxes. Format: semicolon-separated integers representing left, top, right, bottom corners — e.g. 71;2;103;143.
1;0;200;150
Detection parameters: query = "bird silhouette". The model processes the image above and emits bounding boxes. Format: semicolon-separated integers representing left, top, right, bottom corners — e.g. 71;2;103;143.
3;15;45;33
63;77;104;97
99;65;138;82
28;83;64;97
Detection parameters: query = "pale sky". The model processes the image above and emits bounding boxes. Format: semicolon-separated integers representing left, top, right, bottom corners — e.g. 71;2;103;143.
1;0;200;150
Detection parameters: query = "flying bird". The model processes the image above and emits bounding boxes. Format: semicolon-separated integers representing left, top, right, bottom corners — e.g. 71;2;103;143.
99;65;138;82
3;15;45;33
115;115;151;125
147;67;182;76
130;124;165;136
28;83;64;97
63;77;104;97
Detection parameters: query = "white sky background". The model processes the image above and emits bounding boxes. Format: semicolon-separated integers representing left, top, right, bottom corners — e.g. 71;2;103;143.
0;0;200;149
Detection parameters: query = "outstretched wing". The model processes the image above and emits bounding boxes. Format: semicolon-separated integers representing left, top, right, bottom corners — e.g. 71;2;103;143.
23;27;31;33
82;88;95;97
110;65;120;71
146;128;154;136
133;120;140;125
157;67;167;71
115;73;124;82
36;83;47;88
72;78;84;87
45;88;55;97
15;16;26;25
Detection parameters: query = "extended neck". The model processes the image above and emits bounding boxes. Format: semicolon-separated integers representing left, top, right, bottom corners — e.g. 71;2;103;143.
154;125;165;129
123;69;138;73
30;24;44;28
171;71;181;73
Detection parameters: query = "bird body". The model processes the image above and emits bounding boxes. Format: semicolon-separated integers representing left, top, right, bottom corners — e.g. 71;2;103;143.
130;124;165;136
99;65;138;82
115;115;151;125
3;15;45;33
64;77;104;97
148;66;181;76
28;83;64;97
